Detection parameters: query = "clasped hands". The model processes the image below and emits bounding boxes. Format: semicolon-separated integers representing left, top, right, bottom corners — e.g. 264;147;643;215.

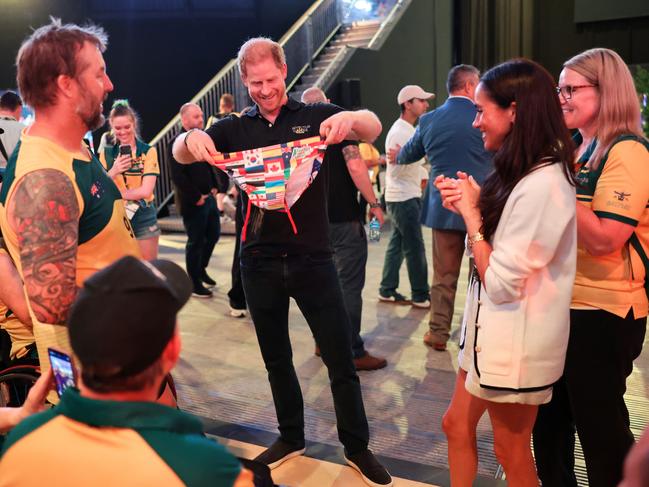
434;171;481;220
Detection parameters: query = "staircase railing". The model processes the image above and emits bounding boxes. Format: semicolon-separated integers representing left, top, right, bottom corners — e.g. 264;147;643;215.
151;0;340;215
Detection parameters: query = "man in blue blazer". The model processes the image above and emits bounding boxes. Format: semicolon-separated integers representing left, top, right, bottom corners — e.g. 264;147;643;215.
391;65;492;351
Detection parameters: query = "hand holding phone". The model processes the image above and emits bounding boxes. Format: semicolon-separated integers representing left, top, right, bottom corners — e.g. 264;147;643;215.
119;144;132;158
48;348;77;397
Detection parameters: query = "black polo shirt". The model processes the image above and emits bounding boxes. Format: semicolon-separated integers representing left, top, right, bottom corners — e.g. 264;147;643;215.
206;98;352;256
327;142;362;223
168;130;219;217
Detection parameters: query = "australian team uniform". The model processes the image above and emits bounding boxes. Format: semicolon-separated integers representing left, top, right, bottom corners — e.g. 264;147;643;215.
0;132;140;376
101;139;161;239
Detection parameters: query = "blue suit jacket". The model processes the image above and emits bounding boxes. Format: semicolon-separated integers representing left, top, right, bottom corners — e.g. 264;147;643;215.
398;97;492;231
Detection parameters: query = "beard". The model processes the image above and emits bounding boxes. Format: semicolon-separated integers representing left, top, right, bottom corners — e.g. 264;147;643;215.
75;80;107;131
76;101;105;131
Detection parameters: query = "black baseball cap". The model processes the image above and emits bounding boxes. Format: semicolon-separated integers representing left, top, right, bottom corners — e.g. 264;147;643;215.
68;256;192;378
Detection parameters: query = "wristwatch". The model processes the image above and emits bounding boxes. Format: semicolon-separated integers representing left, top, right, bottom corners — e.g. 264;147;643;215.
369;202;381;209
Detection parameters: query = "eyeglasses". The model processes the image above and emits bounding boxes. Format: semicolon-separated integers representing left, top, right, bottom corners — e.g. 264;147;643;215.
555;84;597;100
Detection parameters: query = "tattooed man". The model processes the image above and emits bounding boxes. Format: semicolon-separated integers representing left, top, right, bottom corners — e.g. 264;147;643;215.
301;87;387;371
0;19;140;378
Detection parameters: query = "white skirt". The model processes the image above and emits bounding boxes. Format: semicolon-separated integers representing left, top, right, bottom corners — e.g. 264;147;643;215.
457;267;552;405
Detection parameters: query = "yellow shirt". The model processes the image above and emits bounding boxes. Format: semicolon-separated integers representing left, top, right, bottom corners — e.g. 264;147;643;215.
0;249;34;360
359;142;380;183
0;132;141;312
100;139;159;203
573;137;649;318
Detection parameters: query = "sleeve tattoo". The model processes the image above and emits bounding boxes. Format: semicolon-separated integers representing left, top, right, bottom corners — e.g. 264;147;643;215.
11;169;80;325
342;144;361;162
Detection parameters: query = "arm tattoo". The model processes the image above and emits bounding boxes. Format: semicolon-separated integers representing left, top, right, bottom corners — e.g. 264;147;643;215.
11;169;80;325
342;144;361;162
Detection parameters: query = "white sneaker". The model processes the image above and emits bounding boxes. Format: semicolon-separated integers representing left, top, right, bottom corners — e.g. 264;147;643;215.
229;306;246;318
411;299;431;309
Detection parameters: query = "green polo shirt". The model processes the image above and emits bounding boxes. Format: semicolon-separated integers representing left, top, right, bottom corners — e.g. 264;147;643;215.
0;389;244;486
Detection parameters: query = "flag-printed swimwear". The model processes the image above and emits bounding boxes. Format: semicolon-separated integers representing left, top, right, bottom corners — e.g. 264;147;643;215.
210;135;326;210
210;136;327;239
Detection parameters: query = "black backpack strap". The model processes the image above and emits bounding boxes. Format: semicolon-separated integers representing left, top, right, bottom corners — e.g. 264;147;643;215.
0;129;9;162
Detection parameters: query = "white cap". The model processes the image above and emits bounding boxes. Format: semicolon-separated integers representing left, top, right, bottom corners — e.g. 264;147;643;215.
397;85;435;105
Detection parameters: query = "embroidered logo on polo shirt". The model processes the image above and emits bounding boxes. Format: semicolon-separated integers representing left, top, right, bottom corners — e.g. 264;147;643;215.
292;125;310;134
614;190;630;202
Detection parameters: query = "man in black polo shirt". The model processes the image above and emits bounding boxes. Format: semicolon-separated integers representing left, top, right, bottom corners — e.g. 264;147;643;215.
173;37;392;487
169;102;220;297
301;87;387;371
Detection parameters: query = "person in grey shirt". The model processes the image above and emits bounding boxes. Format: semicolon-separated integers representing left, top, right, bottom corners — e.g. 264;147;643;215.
0;91;24;167
390;65;492;351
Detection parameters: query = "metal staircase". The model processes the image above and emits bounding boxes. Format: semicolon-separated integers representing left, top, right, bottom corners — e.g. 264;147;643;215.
290;20;381;101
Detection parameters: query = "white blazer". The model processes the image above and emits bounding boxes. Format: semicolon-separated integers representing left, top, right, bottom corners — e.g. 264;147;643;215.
458;162;577;391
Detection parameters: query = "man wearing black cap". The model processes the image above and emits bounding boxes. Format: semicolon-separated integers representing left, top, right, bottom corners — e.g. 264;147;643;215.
0;256;253;487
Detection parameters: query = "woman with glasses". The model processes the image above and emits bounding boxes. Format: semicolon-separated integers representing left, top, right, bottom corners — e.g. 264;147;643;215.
533;48;649;487
437;59;577;486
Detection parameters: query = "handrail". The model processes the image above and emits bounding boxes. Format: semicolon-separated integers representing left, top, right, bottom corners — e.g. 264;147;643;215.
278;0;329;46
367;0;412;50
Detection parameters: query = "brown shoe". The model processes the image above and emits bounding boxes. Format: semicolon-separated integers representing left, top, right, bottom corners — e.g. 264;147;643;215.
354;352;387;371
423;331;447;351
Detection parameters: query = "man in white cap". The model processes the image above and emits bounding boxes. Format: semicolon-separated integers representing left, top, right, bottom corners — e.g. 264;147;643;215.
378;85;433;308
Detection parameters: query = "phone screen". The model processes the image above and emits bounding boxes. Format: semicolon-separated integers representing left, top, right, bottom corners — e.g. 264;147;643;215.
48;348;77;397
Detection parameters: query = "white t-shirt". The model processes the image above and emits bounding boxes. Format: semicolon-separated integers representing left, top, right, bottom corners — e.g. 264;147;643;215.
0;117;24;167
384;118;425;202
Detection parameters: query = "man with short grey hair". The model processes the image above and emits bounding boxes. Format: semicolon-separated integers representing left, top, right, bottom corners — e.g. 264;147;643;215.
301;87;387;371
390;64;492;351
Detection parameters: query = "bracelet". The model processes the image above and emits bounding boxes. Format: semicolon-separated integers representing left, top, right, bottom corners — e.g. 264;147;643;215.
184;128;198;149
369;202;381;209
468;231;485;249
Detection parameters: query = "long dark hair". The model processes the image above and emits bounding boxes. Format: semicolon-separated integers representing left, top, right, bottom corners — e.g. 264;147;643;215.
478;59;576;241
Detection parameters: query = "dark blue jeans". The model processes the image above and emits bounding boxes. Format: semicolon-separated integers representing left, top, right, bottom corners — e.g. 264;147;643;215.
240;252;370;454
379;197;429;301
182;195;220;287
329;220;367;359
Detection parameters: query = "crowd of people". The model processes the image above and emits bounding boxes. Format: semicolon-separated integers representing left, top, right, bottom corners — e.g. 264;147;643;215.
0;14;648;487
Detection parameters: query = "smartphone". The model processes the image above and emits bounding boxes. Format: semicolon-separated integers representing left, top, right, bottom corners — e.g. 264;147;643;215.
119;144;132;157
48;348;77;397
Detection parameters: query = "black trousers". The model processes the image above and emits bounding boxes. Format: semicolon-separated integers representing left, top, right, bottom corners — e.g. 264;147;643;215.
227;194;246;309
181;195;220;287
533;308;646;487
240;253;370;454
